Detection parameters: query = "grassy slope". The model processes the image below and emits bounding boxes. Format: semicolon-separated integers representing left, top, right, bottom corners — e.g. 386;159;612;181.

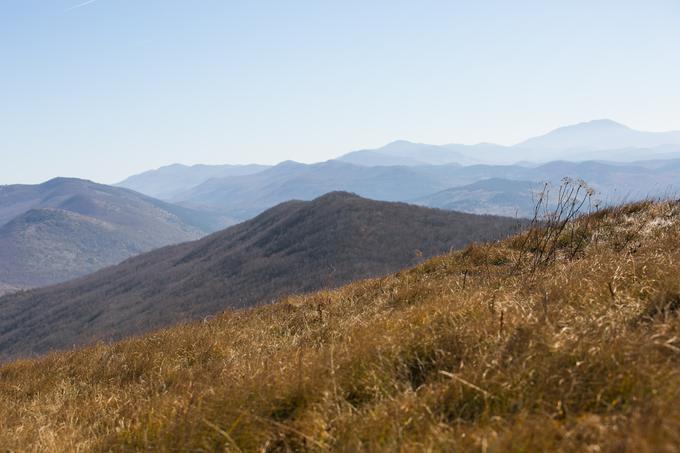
2;201;680;451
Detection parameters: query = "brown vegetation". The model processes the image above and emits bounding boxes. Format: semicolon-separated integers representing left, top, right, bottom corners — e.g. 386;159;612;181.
2;199;680;451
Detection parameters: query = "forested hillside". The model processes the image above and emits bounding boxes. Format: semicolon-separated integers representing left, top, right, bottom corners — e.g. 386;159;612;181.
0;192;523;361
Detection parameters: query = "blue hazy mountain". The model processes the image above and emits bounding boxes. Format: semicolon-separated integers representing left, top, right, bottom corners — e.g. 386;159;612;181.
337;140;514;166
116;163;270;199
335;120;680;166
516;119;680;152
171;160;464;219
338;140;485;166
166;159;680;222
0;178;229;291
116;121;680;203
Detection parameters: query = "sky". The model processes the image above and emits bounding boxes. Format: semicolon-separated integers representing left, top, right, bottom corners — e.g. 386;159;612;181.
1;0;679;184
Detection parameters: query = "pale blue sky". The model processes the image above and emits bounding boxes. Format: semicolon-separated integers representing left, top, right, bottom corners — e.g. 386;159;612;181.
2;0;679;184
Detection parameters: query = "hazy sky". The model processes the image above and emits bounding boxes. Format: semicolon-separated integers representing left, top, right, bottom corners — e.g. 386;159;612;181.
2;0;679;184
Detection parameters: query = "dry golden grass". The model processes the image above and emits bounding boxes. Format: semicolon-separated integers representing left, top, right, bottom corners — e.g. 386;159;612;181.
2;200;680;452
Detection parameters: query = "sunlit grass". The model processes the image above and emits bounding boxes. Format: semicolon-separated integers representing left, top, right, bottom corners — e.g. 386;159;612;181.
2;200;680;451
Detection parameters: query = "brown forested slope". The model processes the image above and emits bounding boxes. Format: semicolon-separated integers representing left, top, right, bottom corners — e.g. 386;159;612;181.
0;192;524;361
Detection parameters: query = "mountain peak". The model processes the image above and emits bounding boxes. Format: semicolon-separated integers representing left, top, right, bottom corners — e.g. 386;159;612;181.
312;191;361;202
515;119;680;151
40;177;92;187
385;139;416;146
275;160;305;168
567;119;630;130
539;119;632;138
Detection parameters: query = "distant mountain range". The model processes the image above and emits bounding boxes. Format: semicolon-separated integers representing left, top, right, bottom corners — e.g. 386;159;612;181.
0;178;229;291
336;120;680;166
517;119;680;152
3;147;675;294
337;140;509;166
0;192;525;361
168;160;462;219
114;120;680;219
116;163;270;199
3;119;680;294
127;159;680;221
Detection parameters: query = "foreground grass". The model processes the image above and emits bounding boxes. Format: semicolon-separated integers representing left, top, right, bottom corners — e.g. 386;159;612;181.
2;201;680;452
